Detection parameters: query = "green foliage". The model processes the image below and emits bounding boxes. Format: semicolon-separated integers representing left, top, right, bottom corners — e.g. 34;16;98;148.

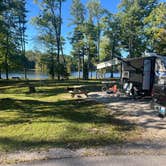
70;0;104;79
70;0;85;25
0;0;27;79
144;2;166;55
86;0;104;23
101;12;121;61
118;0;158;57
32;0;66;80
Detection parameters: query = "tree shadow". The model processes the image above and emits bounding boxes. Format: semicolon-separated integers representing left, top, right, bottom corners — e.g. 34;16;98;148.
0;97;136;152
0;80;101;96
102;97;166;130
0;98;134;127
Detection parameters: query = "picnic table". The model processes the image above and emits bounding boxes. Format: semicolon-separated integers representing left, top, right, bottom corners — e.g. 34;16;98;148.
67;85;88;98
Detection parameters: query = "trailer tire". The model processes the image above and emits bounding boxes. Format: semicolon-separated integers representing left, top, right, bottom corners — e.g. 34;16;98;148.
102;86;107;91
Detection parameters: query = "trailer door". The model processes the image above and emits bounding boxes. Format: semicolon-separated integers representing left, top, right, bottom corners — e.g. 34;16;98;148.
143;59;151;90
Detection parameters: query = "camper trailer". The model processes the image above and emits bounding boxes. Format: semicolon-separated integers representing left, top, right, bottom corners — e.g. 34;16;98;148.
97;54;166;97
121;54;166;117
97;54;166;116
121;55;166;96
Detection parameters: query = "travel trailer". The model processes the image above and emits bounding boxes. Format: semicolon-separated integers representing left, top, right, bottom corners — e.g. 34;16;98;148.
120;55;165;95
97;54;166;116
121;54;166;117
97;54;166;96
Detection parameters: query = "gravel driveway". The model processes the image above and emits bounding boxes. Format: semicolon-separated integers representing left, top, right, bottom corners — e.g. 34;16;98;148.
88;92;166;142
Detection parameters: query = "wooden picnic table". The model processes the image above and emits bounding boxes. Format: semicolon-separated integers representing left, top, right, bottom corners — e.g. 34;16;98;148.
67;85;88;98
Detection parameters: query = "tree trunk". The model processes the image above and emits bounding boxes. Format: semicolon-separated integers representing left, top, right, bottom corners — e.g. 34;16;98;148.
82;51;85;79
5;54;9;80
91;69;93;79
95;70;97;79
5;34;9;80
96;20;101;80
78;56;81;79
24;68;27;80
110;39;115;78
60;43;66;65
0;67;1;79
97;20;101;62
87;45;90;80
51;53;55;80
111;45;113;78
57;42;60;80
57;0;62;81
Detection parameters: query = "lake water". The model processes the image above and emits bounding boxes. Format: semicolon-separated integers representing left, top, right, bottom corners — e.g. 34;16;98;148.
1;71;120;80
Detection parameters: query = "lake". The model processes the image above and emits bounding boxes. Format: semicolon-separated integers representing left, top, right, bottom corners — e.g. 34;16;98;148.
1;71;120;80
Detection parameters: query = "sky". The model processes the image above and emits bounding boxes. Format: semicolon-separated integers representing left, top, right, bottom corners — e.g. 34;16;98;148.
25;0;166;55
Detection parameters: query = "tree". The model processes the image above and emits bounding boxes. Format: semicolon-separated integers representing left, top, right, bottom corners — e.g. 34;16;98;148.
86;0;104;79
70;0;86;79
101;12;121;77
14;0;27;78
118;0;158;57
0;0;27;79
144;2;166;55
33;0;66;80
87;0;104;63
82;21;97;79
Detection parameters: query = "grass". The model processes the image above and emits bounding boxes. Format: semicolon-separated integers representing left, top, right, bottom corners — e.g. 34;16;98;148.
0;80;136;153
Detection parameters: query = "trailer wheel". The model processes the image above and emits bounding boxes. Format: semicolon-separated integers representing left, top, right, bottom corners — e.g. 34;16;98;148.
102;86;107;91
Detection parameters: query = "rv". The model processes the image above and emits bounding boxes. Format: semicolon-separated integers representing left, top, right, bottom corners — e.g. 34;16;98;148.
97;54;166;116
120;55;166;96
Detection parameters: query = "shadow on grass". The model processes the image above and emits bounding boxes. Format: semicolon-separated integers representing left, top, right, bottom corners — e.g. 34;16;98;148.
0;136;123;152
0;97;136;152
0;80;101;96
0;98;133;127
1;134;166;152
0;80;100;88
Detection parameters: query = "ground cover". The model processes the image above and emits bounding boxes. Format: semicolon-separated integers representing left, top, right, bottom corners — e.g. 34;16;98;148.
0;80;137;153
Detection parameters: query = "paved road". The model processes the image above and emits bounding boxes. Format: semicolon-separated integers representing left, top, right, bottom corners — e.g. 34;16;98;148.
13;155;166;166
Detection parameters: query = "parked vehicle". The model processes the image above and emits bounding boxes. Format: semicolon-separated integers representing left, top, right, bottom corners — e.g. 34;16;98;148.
117;54;166;97
97;54;166;115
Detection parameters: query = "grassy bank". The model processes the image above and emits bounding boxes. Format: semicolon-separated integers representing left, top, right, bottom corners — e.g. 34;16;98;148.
0;80;136;153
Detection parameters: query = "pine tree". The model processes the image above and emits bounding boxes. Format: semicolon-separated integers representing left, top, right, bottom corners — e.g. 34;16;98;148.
33;0;66;80
70;0;86;79
118;0;158;57
0;0;27;79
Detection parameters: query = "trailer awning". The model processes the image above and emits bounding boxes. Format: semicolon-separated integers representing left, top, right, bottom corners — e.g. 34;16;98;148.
97;58;120;69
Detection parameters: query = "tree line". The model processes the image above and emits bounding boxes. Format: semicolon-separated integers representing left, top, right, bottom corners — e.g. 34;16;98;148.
0;0;34;79
0;0;166;80
69;0;166;79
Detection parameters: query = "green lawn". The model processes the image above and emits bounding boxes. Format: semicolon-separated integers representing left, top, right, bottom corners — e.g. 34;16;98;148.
0;80;136;153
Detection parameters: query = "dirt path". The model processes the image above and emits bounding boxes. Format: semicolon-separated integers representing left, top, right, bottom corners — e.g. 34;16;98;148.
88;92;166;142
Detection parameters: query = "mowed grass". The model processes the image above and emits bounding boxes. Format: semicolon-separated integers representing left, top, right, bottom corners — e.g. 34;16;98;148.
0;80;136;153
